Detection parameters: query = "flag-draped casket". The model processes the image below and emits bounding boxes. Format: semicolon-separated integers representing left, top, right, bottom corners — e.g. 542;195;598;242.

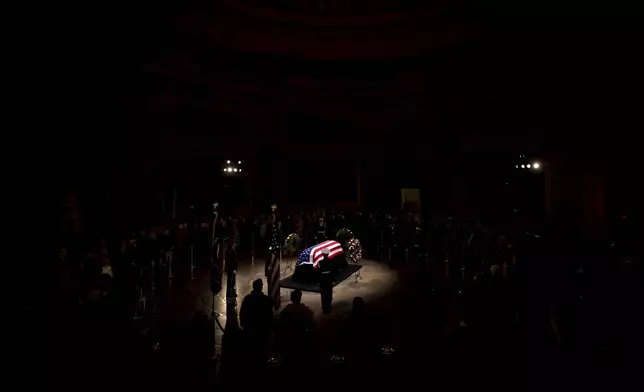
293;240;348;283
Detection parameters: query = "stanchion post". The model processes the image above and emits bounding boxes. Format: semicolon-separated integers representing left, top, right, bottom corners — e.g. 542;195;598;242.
168;250;173;279
150;259;156;293
134;265;145;320
226;269;237;306
190;244;195;280
251;232;255;265
137;296;146;319
134;289;144;320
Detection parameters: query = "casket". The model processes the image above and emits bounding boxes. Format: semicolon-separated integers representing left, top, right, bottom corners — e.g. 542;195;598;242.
293;240;348;283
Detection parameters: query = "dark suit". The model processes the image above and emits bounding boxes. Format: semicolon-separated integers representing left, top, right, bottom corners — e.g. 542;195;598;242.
240;290;273;369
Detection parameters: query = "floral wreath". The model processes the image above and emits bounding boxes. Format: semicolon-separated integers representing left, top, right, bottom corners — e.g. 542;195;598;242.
336;228;362;263
283;233;301;256
346;238;363;264
336;228;354;248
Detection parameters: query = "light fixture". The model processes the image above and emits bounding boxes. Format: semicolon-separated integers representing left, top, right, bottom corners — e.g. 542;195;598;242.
516;165;518;168
239;169;242;172
238;161;241;164
521;165;525;168
533;162;540;169
527;164;531;168
227;160;230;164
233;168;238;172
223;168;226;172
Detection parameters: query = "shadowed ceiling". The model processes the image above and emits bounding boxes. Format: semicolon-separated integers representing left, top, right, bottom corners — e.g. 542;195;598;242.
62;0;642;162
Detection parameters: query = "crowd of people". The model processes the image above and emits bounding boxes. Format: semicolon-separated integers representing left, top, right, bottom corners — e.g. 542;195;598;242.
50;207;641;388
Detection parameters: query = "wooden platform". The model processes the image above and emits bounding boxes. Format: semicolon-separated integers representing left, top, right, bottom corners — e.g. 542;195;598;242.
279;264;363;293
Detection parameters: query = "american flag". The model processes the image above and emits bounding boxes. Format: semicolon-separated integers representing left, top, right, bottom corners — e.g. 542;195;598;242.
296;240;344;268
267;220;281;308
269;222;279;255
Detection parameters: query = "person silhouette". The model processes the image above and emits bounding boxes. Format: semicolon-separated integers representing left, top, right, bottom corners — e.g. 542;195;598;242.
279;289;314;367
240;279;273;371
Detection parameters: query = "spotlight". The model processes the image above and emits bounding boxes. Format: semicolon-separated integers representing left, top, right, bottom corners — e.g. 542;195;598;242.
239;169;242;172
533;162;540;169
527;164;531;168
233;168;238;172
521;165;525;168
227;160;230;164
516;165;518;168
238;161;241;164
223;168;226;172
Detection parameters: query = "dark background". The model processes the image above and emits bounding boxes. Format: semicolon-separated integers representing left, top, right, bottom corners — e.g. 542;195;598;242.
53;0;642;235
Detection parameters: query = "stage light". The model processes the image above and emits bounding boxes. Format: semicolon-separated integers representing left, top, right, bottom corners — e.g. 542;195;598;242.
516;165;518;168
233;168;238;172
330;355;346;364
238;161;241;164
227;160;230;164
381;347;395;355
521;165;525;168
223;168;226;171
239;169;242;172
533;162;540;169
527;164;531;168
268;357;283;368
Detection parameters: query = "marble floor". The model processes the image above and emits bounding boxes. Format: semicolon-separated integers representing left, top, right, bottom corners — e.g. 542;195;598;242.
166;257;400;353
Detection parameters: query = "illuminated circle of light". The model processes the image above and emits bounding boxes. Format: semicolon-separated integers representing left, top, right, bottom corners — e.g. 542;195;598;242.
527;164;531;168
533;162;540;169
227;160;230;164
233;168;238;172
239;169;242;172
516;165;519;168
238;161;242;164
521;165;525;169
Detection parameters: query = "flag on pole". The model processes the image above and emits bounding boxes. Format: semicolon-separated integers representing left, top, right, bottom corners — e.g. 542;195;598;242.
269;222;279;255
267;221;281;309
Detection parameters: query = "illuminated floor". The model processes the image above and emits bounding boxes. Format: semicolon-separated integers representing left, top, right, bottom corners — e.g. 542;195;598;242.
166;257;400;352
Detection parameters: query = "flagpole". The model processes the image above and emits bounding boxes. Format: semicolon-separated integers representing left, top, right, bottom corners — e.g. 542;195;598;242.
210;202;221;361
268;204;281;309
